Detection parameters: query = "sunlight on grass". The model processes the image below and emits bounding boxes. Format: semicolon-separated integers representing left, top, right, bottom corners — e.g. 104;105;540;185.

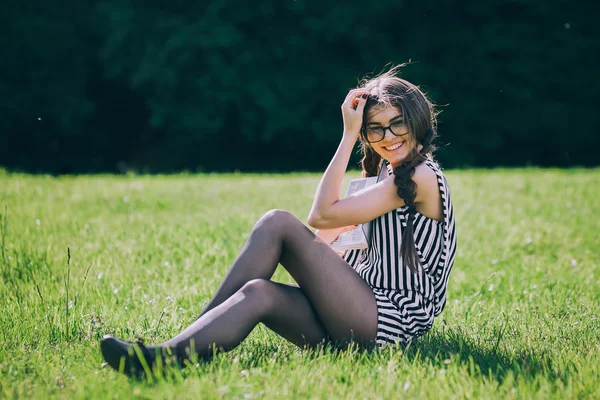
0;169;598;399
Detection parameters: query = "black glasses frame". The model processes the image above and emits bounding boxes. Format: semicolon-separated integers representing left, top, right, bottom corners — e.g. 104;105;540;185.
362;121;409;143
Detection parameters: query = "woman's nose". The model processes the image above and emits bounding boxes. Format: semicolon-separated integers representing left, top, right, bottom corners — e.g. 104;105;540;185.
383;127;396;140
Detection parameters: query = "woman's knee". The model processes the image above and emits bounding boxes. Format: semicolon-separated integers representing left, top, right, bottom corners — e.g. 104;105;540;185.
253;209;299;237
239;279;277;316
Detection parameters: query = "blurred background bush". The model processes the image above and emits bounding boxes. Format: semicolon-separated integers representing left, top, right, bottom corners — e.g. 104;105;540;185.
1;0;598;173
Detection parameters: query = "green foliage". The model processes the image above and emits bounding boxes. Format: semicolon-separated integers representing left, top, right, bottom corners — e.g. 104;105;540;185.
0;3;97;134
0;170;599;398
1;1;598;172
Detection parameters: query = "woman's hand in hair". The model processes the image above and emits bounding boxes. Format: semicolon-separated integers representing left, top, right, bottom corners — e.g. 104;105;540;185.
314;225;358;245
341;89;368;140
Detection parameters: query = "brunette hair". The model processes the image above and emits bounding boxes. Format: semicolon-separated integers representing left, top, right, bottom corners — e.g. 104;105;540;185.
357;64;439;272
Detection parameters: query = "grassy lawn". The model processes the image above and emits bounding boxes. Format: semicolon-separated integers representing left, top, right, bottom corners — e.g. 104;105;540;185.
0;168;598;399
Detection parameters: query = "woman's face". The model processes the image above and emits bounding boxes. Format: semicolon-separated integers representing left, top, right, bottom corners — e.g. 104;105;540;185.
364;105;415;168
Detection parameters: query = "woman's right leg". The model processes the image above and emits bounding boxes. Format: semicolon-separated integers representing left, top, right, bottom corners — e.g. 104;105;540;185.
162;279;330;358
101;279;329;376
259;282;330;348
101;210;378;375
195;209;379;344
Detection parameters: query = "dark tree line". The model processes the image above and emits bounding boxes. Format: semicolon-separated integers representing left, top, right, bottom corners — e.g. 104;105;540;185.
1;0;598;173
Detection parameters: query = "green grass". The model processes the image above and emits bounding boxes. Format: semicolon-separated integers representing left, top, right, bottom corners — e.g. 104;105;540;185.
0;168;599;399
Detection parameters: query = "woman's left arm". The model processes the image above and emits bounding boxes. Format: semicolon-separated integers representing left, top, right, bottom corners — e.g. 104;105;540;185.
308;162;441;229
308;175;404;229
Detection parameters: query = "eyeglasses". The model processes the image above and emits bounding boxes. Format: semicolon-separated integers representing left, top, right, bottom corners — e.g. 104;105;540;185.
362;120;408;143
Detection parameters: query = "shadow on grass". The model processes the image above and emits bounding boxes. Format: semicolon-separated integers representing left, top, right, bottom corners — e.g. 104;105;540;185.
230;325;567;386
405;325;563;384
120;324;568;385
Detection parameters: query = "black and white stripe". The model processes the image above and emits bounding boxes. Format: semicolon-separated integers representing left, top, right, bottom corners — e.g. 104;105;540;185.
344;159;457;346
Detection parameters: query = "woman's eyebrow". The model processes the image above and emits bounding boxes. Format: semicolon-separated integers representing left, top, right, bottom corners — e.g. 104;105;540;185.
366;114;403;125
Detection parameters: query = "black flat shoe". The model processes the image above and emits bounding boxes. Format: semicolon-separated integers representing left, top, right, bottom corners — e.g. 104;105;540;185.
100;335;157;378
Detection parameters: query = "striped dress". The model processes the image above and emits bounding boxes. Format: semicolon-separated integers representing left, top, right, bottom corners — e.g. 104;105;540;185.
344;158;457;347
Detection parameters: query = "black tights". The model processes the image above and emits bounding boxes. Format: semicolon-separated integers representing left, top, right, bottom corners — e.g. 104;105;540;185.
155;210;379;360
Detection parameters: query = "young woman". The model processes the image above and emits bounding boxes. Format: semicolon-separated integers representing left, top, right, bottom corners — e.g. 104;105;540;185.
101;65;457;376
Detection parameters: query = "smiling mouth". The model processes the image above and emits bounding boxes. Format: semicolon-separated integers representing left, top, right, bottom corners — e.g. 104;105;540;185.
383;142;404;152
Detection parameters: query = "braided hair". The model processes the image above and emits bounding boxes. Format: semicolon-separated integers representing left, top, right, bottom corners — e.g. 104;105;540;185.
357;64;439;272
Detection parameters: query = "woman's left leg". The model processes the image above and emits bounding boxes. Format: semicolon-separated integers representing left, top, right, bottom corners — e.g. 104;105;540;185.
101;210;379;374
164;210;379;353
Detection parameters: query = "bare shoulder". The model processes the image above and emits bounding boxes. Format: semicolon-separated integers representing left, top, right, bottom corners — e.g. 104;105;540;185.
413;162;441;207
413;162;438;190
